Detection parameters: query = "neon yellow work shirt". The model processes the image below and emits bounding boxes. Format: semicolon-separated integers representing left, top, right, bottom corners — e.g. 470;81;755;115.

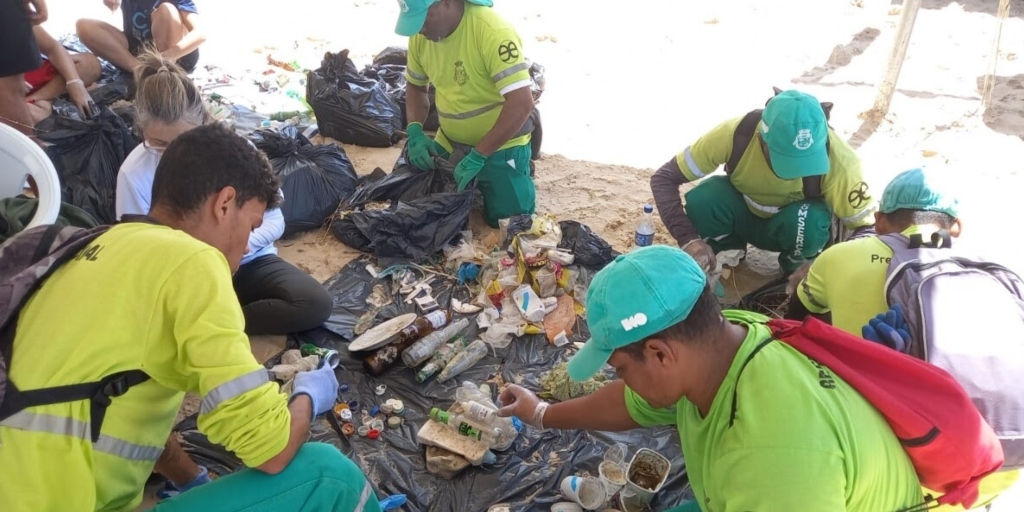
625;310;922;512
406;3;532;152
0;223;290;512
796;226;1021;509
676;116;875;229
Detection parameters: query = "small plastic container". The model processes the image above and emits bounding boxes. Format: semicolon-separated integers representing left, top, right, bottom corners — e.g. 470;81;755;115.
357;425;370;437
598;443;628;498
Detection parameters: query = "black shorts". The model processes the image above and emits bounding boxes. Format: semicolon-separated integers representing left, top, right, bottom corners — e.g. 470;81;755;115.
0;0;43;77
126;34;200;73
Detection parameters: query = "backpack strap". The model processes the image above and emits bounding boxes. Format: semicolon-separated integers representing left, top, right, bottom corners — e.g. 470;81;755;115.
31;224;64;262
728;336;775;427
727;109;827;200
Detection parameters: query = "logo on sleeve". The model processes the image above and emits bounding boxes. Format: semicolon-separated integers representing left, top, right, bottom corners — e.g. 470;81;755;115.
620;313;648;332
847;181;871;208
453;61;468;86
498;40;520;63
793;129;814;150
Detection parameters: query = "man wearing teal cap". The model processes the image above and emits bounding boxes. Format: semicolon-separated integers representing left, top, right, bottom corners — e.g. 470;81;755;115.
650;88;877;276
788;167;961;336
497;245;923;511
394;0;537;228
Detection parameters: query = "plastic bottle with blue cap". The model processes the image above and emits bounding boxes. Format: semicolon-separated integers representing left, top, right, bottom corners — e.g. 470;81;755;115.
634;204;655;247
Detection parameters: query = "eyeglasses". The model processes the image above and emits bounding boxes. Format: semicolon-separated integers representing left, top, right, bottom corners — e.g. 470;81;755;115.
142;140;167;155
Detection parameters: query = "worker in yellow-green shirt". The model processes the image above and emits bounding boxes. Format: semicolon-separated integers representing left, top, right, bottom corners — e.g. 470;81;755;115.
396;0;537;227
0;124;380;512
650;89;877;276
788;167;1020;510
494;245;924;511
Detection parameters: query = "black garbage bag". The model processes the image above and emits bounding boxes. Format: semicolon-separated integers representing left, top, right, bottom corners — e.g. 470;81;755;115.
88;72;136;107
250;128;359;235
528;60;546;103
738;276;791;317
307;49;403;148
558;220;620;270
364;63;408;127
343;144;458;209
36;107;140;224
372;46;408;67
332;191;474;266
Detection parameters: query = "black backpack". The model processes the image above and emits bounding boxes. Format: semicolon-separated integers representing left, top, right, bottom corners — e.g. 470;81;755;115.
0;224;149;442
725;88;835;200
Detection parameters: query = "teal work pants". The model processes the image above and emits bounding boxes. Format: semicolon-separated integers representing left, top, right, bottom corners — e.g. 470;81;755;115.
684;175;831;274
154;443;381;512
446;143;536;228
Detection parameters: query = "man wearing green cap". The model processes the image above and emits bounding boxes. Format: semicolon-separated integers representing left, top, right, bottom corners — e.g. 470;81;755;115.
788;167;961;335
788;168;1021;510
650;89;876;276
395;0;536;227
497;245;923;511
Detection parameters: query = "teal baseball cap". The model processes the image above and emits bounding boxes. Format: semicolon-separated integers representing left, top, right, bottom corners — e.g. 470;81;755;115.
394;0;437;37
760;90;830;180
567;246;708;382
880;167;959;218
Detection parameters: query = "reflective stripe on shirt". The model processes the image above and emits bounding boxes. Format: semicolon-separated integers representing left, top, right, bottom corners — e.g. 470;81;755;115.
492;62;529;84
200;368;270;415
355;480;374;512
840;205;876;225
407;69;428;83
743;194;781;215
683;146;708;178
1;411;163;462
437;102;503;120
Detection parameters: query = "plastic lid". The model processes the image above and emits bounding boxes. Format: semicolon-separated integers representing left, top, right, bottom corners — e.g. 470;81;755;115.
367;429;381;439
643;204;653;213
604;443;627;465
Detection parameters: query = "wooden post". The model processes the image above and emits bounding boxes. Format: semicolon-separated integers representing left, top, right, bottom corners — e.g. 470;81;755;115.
871;0;923;116
980;0;1012;116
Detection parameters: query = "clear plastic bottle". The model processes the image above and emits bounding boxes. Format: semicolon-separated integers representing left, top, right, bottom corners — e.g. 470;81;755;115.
436;339;488;383
415;337;471;383
402;318;469;367
634;204;655;247
429;407;500;445
455;381;522;451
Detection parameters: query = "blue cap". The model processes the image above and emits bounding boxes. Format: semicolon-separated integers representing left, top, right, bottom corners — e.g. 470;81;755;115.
567;246;707;381
880;167;959;218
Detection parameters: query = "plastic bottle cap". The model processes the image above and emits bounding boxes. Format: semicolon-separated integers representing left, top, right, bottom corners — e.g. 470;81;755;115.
341;423;356;436
333;403;350;416
357;425;370;436
339;383;350;393
391;400;405;414
367;429;381;439
348;400;360;409
643;204;653;213
370;406;381;417
375;384;387;396
387;416;402;428
340;409;354;422
371;419;385;431
380;404;394;415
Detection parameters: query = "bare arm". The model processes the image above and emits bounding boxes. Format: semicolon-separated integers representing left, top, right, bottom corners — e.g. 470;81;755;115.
543;380;642;431
255;395;312;475
33;28;79;84
162;12;206;61
406;82;430;126
474;87;534;157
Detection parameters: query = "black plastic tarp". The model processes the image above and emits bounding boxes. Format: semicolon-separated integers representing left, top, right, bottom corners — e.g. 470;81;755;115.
36;107;140;224
250;128;359;235
175;258;692;511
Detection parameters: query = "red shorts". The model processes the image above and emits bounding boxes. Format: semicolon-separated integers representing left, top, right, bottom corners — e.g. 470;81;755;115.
23;60;57;96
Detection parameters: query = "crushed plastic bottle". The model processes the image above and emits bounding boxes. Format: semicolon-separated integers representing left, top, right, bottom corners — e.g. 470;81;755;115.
436;339;488;383
455;381;522;451
402;318;470;367
415;336;472;383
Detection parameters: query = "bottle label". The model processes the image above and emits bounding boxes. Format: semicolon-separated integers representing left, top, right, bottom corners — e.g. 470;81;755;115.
458;422;482;440
634;232;654;247
423;310;448;329
466;402;495;422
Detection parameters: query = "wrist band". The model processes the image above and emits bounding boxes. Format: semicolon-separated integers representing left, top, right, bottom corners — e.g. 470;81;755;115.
533;401;550;431
66;79;84;87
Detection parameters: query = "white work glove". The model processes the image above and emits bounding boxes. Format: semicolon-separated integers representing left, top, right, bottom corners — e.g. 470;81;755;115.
496;384;550;430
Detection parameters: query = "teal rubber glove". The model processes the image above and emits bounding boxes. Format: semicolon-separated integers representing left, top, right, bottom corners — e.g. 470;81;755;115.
455;149;487;191
406;122;442;171
291;362;339;420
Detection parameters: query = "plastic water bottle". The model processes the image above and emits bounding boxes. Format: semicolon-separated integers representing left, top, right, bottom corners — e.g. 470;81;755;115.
634;204;655;247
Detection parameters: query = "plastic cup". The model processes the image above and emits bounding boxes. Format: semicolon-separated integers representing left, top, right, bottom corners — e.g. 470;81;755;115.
560;476;606;510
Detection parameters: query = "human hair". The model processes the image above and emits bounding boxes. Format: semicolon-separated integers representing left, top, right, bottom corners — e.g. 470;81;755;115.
883;208;956;231
617;284;724;362
133;50;211;128
151;124;280;218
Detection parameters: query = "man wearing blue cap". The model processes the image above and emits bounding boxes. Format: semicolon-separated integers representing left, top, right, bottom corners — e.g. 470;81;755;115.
497;245;923;511
394;0;537;228
650;89;876;276
789;167;961;336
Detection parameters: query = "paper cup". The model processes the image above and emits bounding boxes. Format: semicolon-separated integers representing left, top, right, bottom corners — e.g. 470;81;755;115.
560;475;607;510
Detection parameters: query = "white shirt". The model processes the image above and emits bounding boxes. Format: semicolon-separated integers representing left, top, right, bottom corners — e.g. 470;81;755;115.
115;144;283;265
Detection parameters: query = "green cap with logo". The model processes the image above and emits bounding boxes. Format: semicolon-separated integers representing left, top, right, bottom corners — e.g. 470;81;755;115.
760;90;830;180
567;245;708;382
880;167;959;218
394;0;494;36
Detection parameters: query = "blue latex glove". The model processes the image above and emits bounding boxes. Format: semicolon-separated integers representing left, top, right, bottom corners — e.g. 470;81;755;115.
861;304;911;353
406;122;443;171
454;148;487;192
379;494;408;511
156;466;211;500
291;362;339;420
